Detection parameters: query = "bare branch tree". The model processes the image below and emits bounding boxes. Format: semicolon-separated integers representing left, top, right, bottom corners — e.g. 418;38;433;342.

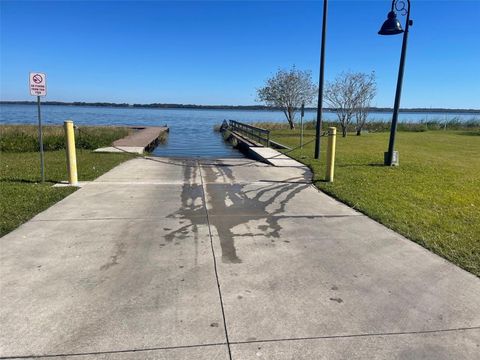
354;72;377;136
257;67;317;129
325;71;376;137
324;72;357;137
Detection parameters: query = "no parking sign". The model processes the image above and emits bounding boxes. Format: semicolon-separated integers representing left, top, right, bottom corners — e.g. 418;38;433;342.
29;72;47;182
29;72;47;96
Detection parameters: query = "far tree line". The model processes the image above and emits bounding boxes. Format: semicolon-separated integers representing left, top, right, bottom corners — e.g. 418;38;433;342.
1;101;475;114
256;66;377;137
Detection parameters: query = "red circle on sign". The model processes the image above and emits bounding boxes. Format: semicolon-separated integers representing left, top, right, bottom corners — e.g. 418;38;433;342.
33;74;43;84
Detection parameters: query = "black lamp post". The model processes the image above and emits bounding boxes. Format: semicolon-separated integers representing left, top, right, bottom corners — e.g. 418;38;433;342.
379;0;413;166
314;0;328;159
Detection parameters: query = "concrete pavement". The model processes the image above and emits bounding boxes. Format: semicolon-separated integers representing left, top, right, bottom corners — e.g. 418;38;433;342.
1;156;479;359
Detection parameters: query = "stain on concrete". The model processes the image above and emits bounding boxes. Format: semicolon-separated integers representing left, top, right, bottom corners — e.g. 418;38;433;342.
100;242;126;271
162;161;203;267
165;160;309;264
330;297;343;303
201;162;309;264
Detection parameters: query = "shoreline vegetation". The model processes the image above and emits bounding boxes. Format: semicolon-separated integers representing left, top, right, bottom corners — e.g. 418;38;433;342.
252;119;480;133
1;100;479;114
0;125;132;152
0;125;136;236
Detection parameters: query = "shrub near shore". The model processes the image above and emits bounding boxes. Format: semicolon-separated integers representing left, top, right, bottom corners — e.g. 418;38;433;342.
0;125;131;152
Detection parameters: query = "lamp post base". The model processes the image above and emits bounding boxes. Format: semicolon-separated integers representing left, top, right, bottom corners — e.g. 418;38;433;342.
384;151;399;166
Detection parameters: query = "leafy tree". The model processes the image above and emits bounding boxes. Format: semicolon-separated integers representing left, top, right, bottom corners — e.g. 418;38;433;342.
257;67;317;129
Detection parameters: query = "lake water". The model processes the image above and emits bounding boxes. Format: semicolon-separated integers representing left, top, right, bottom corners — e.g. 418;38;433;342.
1;104;478;158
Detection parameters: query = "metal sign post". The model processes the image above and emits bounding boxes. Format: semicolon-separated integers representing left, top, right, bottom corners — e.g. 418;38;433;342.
36;96;45;182
300;102;305;149
29;72;47;182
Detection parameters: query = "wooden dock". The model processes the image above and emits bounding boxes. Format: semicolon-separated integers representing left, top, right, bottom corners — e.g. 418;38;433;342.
95;126;169;154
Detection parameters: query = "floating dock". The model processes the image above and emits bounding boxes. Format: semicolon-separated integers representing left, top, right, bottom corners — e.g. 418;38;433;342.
95;126;169;154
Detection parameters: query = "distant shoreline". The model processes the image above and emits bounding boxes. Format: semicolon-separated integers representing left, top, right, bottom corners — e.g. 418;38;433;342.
1;101;479;114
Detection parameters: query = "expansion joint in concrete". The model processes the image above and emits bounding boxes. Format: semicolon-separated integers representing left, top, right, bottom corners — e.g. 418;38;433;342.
197;160;233;360
0;342;226;359
228;325;480;346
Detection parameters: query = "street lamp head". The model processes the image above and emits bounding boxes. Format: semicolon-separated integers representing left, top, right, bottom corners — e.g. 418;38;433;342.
378;11;404;35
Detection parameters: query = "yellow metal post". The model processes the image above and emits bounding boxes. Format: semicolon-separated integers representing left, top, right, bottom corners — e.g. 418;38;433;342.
326;127;337;182
64;120;78;185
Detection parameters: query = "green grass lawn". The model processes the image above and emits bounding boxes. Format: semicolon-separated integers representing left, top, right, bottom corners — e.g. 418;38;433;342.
0;150;134;236
271;129;480;276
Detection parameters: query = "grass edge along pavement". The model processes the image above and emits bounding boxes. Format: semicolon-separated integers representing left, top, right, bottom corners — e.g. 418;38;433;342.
268;128;480;277
1;125;138;237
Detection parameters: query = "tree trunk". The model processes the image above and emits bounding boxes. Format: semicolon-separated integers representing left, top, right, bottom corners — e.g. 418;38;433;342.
283;108;295;129
287;113;295;129
356;129;361;136
342;127;347;137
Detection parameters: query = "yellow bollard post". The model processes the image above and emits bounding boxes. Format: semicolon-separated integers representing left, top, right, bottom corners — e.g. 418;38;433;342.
326;127;337;182
64;120;78;186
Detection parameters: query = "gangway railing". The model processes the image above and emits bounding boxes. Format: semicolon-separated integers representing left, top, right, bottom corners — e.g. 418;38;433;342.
228;120;270;147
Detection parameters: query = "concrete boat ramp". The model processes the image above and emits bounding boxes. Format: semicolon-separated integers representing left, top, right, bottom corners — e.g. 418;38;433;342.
1;156;479;359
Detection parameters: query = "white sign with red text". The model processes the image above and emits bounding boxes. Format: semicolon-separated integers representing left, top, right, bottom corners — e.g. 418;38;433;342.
29;72;47;96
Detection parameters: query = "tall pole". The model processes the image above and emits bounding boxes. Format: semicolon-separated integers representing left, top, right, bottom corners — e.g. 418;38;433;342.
300;101;305;149
385;1;411;166
314;0;328;159
37;95;45;182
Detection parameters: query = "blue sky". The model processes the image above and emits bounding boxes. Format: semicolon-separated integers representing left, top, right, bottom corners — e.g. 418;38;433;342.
1;0;479;108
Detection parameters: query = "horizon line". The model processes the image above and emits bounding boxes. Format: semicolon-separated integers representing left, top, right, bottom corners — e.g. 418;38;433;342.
1;100;480;113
